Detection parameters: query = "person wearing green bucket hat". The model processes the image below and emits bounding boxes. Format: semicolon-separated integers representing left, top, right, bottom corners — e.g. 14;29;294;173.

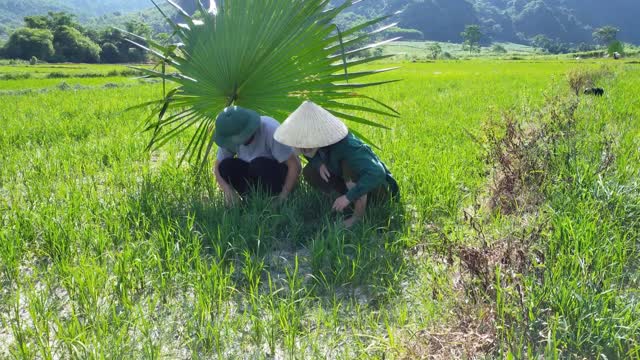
213;106;301;206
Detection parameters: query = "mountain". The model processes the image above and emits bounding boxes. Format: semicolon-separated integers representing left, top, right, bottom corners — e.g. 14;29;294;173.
2;0;639;45
338;0;640;44
0;0;153;38
62;0;153;16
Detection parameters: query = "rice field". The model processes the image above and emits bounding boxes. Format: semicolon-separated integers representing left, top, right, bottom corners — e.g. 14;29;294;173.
0;60;639;359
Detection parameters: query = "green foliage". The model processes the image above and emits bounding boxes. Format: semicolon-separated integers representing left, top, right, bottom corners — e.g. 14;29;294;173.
530;34;571;54
3;0;640;46
338;0;640;44
100;42;119;63
1;11;102;63
0;9;152;63
427;42;442;59
3;27;55;61
531;34;552;51
384;27;423;41
461;24;482;54
127;0;399;167
98;26;148;63
593;25;620;46
29;55;37;65
24;15;50;29
53;25;100;63
491;43;507;54
608;40;624;56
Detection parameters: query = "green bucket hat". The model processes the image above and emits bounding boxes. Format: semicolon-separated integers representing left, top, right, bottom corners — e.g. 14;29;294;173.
213;106;261;151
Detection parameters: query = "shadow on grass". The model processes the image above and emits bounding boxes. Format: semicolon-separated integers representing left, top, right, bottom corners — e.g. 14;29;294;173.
129;169;409;305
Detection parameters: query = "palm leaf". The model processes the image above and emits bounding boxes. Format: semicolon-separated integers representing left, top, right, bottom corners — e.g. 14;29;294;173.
127;0;400;168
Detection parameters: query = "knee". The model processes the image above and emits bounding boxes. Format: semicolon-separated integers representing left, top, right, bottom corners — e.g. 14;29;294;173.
302;164;317;182
218;158;243;178
248;157;278;176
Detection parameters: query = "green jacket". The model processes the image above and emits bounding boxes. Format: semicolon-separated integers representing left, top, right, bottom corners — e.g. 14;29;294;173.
309;132;399;202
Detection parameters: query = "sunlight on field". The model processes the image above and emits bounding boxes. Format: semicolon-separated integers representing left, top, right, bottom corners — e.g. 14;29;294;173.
0;60;638;358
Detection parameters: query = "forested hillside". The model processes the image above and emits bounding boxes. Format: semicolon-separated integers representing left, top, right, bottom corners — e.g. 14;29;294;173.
338;0;640;44
2;0;639;45
0;0;151;37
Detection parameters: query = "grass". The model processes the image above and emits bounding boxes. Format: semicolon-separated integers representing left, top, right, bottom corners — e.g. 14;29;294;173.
0;59;638;358
0;63;149;90
380;41;640;62
382;41;539;60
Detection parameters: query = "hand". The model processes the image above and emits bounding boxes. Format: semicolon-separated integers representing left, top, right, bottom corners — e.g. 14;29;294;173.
223;189;240;207
276;192;288;205
332;195;351;212
343;216;359;228
319;164;331;182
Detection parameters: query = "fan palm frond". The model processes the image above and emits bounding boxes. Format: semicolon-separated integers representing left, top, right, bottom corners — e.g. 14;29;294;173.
125;0;400;168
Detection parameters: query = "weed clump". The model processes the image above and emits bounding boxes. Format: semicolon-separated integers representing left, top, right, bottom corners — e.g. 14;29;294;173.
0;73;32;80
566;66;612;96
483;97;578;215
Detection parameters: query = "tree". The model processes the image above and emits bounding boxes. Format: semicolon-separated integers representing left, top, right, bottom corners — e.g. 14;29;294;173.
46;12;80;31
592;26;619;46
575;42;595;52
24;15;49;30
608;40;624;56
127;48;147;64
531;34;551;52
427;43;442;59
461;25;482;54
54;26;101;63
24;12;81;32
3;28;55;61
20;11;101;63
154;33;172;46
124;20;152;40
491;44;507;54
100;42;120;63
98;27;138;63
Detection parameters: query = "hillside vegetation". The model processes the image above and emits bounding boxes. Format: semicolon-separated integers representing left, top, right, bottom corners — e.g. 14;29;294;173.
335;0;640;44
0;0;156;37
2;1;639;46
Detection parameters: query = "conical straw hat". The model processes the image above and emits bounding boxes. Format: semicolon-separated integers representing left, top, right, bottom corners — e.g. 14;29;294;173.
274;101;348;148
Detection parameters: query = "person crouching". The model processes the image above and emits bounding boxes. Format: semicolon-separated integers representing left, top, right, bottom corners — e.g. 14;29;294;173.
213;106;301;206
274;101;399;227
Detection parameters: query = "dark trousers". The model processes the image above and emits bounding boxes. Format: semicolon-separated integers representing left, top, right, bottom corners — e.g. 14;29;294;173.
219;157;288;195
302;163;390;203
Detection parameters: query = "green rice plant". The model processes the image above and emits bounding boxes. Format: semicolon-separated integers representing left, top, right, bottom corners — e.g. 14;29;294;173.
24;277;55;360
123;0;400;167
241;250;266;347
1;60;637;358
281;256;306;357
480;69;640;358
7;292;34;359
0;228;23;284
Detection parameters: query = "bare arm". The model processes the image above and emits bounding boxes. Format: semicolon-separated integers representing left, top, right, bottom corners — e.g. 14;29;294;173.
343;181;367;228
214;160;239;206
279;154;301;201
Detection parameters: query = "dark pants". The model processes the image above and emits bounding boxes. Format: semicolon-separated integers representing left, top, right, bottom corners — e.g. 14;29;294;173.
219;157;288;196
302;162;390;203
